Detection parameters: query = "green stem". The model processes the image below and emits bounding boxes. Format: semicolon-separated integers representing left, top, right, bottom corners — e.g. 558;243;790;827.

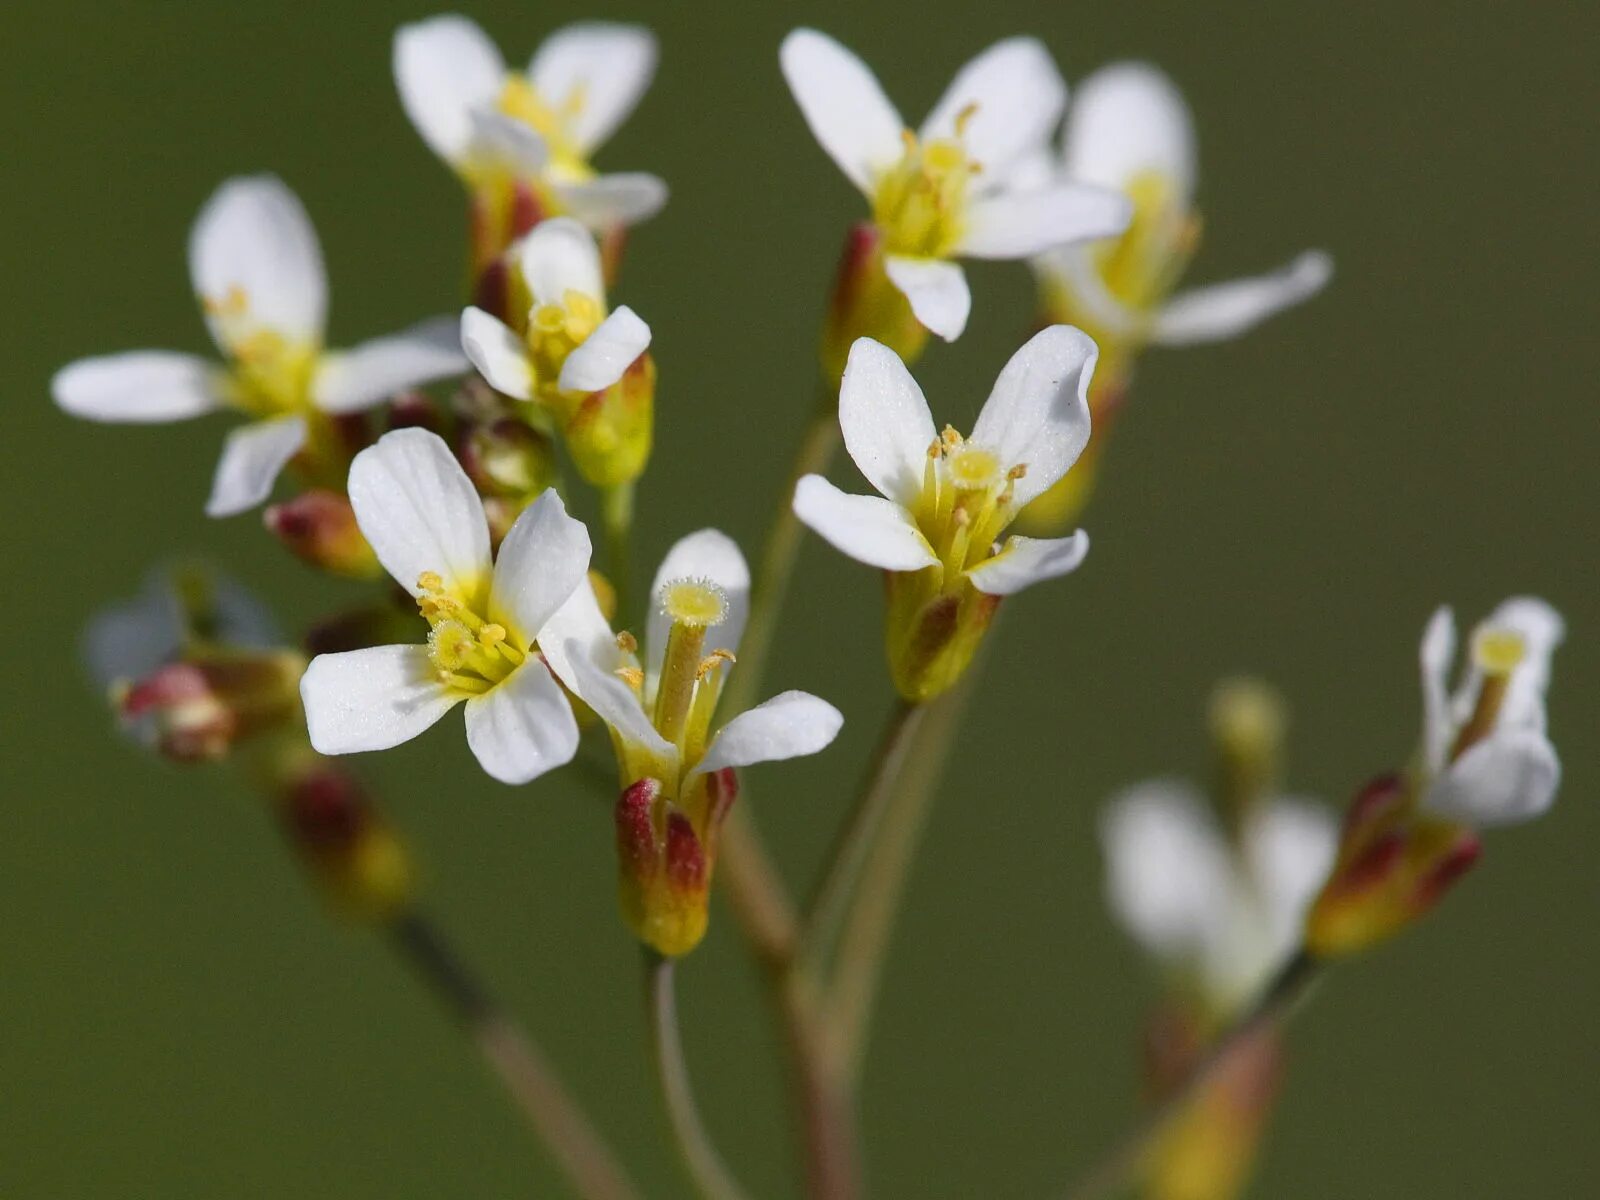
1058;950;1324;1200
825;666;978;1082
643;953;754;1200
389;911;640;1200
600;480;635;617
799;698;925;975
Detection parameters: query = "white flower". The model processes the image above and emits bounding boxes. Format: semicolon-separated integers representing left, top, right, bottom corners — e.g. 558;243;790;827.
460;217;650;401
52;177;466;517
545;528;843;795
1416;598;1565;827
1102;782;1336;1012
300;428;589;785
793;327;1095;597
779;28;1131;341
1034;61;1332;351
394;15;667;230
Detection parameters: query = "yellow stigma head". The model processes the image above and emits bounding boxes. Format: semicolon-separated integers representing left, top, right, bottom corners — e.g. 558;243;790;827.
1472;628;1527;677
945;444;1003;491
658;578;729;629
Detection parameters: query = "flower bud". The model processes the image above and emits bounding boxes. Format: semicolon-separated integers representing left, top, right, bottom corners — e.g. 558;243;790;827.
1208;678;1287;831
459;418;558;500
884;573;1001;703
1304;774;1482;958
562;352;656;487
264;489;382;580
614;769;739;957
820;222;929;388
278;760;415;921
115;649;305;763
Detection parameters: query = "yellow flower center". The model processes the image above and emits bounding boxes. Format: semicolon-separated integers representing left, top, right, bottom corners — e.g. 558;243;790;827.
914;427;1025;583
416;570;526;695
204;285;320;416
871;112;980;259
1094;169;1200;314
496;77;595;182
527;289;606;394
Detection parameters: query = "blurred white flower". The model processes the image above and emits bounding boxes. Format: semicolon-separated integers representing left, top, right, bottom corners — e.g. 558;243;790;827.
780;28;1130;341
394;15;667;231
52;176;465;516
300;428;588;784
1102;781;1336;1013
1033;62;1331;354
1416;597;1565;827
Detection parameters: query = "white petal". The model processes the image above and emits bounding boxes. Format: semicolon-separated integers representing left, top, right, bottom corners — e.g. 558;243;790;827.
83;582;181;689
1478;596;1566;734
691;691;844;781
1065;61;1195;203
394;14;507;166
969;325;1096;504
921;37;1065;176
1030;245;1142;343
779;28;905;194
518;216;605;307
793;475;938;572
52;352;221;422
883;256;971;342
1244;799;1338;942
301;644;460;755
205;415;306;517
966;531;1088;596
347;427;491;599
313;316;468;414
463;660;580;784
1152;251;1333;346
1424;729;1561;828
1100;781;1233;965
1419;605;1457;771
460;307;534;400
647;529;751;684
959;183;1132;260
836;338;937;508
528;23;657;153
190;175;327;348
551;173;669;229
558;306;650;393
562;637;676;766
537;580;618;693
489;490;593;640
465;109;550;176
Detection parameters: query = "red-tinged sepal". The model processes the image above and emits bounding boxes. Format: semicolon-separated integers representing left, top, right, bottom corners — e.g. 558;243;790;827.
1305;774;1483;958
820;222;929;389
264;489;382;580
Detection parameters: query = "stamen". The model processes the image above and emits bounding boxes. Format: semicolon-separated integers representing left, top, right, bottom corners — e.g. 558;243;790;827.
616;666;645;690
953;101;979;138
616;630;639;655
696;649;737;680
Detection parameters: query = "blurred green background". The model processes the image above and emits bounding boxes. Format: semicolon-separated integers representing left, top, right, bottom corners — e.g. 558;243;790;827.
3;1;1594;1196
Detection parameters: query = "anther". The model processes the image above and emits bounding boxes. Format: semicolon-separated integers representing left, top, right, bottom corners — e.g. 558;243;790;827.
616;630;639;655
696;649;737;680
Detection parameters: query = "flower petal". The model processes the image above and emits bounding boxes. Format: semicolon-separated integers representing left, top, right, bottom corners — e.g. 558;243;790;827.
562;637;676;766
793;475;938;572
1244;799;1337;942
969;325;1096;504
527;23;657;154
883;256;970;342
1065;61;1195;203
461;307;534;400
518;216;605;307
538;579;618;692
347;427;491;599
966;531;1089;596
558;306;650;393
1477;596;1565;734
313;316;467;414
465;109;550;176
205;415;306;517
691;691;843;781
1419;605;1457;771
838;337;937;508
779;29;905;195
394;14;507;166
52;352;221;422
190;175;327;349
1100;780;1234;965
301;643;460;755
1030;245;1141;343
959;183;1132;260
1424;729;1561;828
489;489;593;640
550;173;669;229
1151;251;1333;346
921;37;1065;177
646;529;751;684
463;660;580;784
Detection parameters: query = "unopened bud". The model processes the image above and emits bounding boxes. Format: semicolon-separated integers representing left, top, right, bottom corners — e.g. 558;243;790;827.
265;490;382;580
820;222;929;389
279;762;415;921
460;418;557;500
1305;774;1483;958
563;352;655;487
115;650;305;763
